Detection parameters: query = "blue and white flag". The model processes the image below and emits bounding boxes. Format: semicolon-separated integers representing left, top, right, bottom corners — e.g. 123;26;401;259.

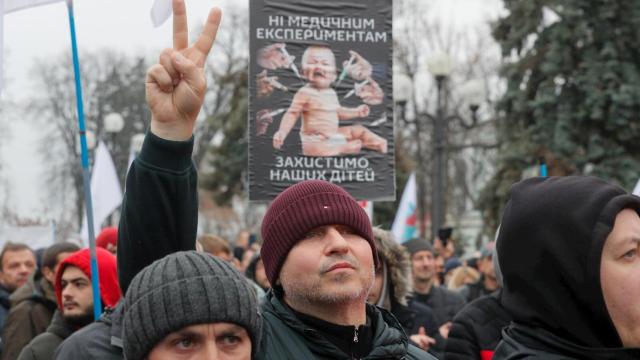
391;173;417;243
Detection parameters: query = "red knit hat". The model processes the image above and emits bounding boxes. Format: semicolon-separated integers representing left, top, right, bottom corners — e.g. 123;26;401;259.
55;248;122;309
261;180;378;285
96;227;118;249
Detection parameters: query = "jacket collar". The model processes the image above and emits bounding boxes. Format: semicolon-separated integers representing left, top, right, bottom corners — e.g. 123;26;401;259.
265;291;409;358
46;310;76;340
499;323;640;360
109;301;124;349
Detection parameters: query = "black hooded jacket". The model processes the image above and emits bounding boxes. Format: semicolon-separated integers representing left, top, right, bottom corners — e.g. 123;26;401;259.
444;289;511;360
493;176;640;358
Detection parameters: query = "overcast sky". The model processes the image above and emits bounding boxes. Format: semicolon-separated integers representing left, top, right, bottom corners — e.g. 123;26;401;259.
1;0;503;221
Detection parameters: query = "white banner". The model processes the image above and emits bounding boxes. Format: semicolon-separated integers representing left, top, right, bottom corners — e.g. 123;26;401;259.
633;178;640;196
4;0;64;14
0;222;56;250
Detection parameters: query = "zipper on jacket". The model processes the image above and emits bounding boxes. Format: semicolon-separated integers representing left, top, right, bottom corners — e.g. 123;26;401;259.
353;327;359;343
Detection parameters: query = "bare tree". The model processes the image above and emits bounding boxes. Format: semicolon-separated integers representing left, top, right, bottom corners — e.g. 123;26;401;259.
29;50;148;236
393;0;502;247
193;6;249;168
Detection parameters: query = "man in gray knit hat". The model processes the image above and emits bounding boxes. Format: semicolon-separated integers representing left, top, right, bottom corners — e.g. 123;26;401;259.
404;237;466;355
122;251;261;360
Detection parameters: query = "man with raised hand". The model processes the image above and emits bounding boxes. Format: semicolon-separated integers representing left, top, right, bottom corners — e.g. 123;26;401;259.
117;0;221;293
54;2;223;359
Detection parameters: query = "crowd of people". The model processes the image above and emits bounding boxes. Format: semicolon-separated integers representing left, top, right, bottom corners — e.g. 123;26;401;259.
0;1;639;359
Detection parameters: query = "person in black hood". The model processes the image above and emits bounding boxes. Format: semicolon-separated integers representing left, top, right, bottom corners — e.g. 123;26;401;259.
493;176;640;359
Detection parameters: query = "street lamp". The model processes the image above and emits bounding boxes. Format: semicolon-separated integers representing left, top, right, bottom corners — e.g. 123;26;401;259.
425;53;482;241
103;112;124;170
104;112;125;133
394;73;413;114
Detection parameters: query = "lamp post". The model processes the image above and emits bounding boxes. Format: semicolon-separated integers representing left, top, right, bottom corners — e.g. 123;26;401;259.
104;112;124;157
425;53;483;241
395;73;429;237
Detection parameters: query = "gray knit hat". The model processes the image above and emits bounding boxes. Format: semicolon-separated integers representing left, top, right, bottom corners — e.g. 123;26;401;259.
402;238;434;256
122;251;262;360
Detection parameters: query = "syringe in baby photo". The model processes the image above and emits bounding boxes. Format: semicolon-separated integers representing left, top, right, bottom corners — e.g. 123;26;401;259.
267;77;288;92
370;113;387;127
336;54;355;87
266;108;287;117
344;79;370;99
278;45;302;79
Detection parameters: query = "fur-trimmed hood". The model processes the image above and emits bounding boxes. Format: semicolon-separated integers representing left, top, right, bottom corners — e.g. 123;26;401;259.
372;227;412;306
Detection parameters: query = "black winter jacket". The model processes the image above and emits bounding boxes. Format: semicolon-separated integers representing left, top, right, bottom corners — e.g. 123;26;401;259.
494;324;640;360
444;290;511;360
257;291;435;360
117;132;198;294
54;302;124;359
457;276;492;303
412;286;466;329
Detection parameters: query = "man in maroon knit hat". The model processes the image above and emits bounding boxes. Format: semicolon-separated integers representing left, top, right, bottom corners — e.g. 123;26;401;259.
257;180;433;359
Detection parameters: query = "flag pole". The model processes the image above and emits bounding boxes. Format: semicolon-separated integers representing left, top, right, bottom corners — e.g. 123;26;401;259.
539;157;548;177
66;0;102;320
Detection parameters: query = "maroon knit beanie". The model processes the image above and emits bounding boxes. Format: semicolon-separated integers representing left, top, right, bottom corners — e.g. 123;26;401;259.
261;180;378;285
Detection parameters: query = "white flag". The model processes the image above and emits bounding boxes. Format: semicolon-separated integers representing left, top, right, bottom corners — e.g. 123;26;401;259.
1;0;65;95
4;0;64;14
1;0;4;96
391;173;418;243
81;141;123;242
150;0;171;27
633;178;640;196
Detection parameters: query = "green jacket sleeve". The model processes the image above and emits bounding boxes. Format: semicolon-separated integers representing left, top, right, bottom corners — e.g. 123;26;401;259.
117;131;198;293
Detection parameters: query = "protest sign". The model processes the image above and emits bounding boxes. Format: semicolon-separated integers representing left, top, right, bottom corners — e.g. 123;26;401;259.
249;0;394;201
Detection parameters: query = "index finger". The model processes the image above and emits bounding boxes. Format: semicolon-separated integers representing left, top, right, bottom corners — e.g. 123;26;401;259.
193;7;222;59
173;0;189;50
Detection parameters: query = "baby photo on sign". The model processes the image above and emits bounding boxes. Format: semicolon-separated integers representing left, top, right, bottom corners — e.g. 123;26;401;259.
255;43;386;157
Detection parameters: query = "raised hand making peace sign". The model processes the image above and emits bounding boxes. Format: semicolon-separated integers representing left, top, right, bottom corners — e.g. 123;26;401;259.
146;0;222;141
